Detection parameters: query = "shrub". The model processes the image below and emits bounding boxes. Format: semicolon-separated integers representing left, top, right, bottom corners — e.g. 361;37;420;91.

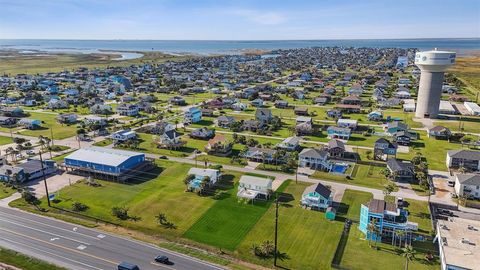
111;206;129;220
71;202;88;212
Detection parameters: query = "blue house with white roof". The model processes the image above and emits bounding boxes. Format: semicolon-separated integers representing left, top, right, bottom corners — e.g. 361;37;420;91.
64;147;148;181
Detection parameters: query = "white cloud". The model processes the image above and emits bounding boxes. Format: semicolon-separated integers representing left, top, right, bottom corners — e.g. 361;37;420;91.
232;9;286;25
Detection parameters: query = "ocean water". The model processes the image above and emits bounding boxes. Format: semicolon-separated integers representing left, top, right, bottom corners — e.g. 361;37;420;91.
0;39;478;56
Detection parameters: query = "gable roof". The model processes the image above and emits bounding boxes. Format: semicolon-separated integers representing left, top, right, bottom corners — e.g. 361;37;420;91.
303;183;331;199
387;158;414;172
448;150;480;161
328;139;345;150
299;148;329;159
456;174;480;185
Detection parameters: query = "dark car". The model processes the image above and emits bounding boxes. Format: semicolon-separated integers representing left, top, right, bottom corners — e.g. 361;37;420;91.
437;208;454;217
155;255;169;264
118;261;140;270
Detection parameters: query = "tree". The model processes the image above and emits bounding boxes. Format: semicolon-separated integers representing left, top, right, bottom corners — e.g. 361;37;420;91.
111;206;129;220
183;174;195;190
383;183;396;197
395;230;406;248
367;218;380;248
365;150;373;160
155;213;167;225
72;202;88;212
401;245;416;270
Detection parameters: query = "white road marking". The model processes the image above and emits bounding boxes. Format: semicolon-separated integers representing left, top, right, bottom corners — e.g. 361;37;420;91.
73;227;78;232
0;211;100;240
77;244;87;250
0;235;103;270
50;237;60;242
0;217;91;246
97;234;105;239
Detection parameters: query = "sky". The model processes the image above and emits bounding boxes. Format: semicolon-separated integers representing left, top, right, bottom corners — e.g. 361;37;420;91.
0;0;479;40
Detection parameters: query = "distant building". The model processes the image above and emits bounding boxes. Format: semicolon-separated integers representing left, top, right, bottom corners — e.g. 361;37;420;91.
111;129;137;143
184;107;202;124
299;148;333;171
116;103;139;117
428;126;451;140
327;126;351;140
464;102;480;116
18;118;41;130
56;113;78;124
374;138;397;161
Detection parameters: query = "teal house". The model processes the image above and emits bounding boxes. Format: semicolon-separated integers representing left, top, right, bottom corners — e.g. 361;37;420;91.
300;183;332;210
359;199;418;242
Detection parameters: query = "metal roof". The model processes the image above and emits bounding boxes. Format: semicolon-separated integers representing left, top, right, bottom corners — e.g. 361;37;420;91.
65;147;144;167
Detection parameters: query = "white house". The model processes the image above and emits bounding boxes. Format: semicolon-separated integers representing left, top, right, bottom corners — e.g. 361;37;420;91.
111;129;137;142
337;119;358;129
464;102;480;116
299;148;333;171
454;174;480;199
276;136;300;151
237;175;273;200
187;167;220;186
231;102;247;111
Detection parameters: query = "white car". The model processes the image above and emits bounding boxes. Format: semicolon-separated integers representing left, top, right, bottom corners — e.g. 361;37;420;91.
26;150;35;156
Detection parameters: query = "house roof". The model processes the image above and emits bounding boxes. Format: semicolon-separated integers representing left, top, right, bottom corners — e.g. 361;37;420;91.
187;168;218;179
448;150;480;161
456;174;480;185
387;158;414;172
65;146;145;167
366;199;397;214
208;134;227;145
239;175;272;187
299;148;329;159
303;183;331;199
429;126;450;133
328;139;345;150
16;159;48;174
164;130;179;140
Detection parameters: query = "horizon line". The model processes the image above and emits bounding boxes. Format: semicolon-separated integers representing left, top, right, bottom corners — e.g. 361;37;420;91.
1;37;479;42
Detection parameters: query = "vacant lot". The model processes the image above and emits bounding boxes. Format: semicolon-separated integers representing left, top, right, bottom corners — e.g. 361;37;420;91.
0;135;13;145
184;177;285;251
18;112;77;140
237;181;344;270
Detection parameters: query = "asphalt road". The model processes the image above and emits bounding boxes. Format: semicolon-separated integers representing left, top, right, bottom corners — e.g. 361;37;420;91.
0;206;225;270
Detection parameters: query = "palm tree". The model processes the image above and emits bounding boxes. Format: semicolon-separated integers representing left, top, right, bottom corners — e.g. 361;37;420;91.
401;245;416;270
395;230;406;247
367;219;377;246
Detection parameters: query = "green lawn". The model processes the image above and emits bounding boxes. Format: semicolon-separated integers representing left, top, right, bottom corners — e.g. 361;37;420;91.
12;161;217;239
340;230;439;270
434;117;480;134
337;189;373;221
92;138;113;147
0;135;13;145
18;112;77;140
311;164;391;190
183;174;283;251
0;246;67;270
237;181;344;270
0;183;17;199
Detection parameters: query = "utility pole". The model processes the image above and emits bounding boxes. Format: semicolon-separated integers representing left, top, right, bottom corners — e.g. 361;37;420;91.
39;151;51;207
50;128;54;146
274;195;279;267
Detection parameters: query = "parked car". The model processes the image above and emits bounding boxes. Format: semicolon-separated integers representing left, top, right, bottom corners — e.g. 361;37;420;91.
154;255;169;264
26;150;35;156
437;208;454;217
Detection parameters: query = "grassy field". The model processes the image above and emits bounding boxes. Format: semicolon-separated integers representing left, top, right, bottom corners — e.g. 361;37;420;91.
0;135;13;145
0;183;17;199
0;51;187;75
449;55;480;100
12;161;217;239
184;178;286;251
337;189;373;221
18;112;77;140
0;246;67;270
237;181;344;270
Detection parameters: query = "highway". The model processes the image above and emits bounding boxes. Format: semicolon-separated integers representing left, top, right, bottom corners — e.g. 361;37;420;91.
0;206;225;270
